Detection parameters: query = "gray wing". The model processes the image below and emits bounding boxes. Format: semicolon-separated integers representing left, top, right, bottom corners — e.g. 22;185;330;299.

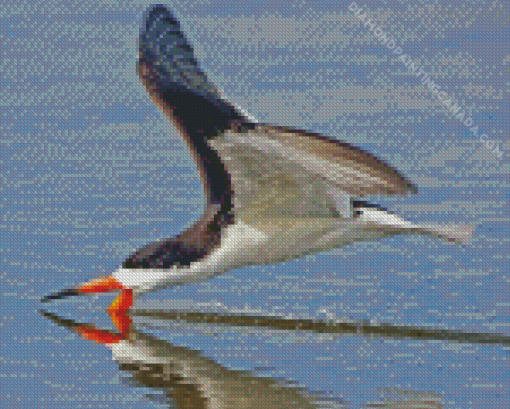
209;125;416;225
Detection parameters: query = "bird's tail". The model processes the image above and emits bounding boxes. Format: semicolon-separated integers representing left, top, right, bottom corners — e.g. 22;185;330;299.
418;223;474;244
356;207;474;245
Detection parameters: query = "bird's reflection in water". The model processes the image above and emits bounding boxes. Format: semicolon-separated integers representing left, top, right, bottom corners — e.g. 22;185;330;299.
40;310;339;408
41;309;490;408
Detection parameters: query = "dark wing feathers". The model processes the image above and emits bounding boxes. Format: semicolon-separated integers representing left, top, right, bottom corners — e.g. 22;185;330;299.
138;6;416;220
138;5;248;208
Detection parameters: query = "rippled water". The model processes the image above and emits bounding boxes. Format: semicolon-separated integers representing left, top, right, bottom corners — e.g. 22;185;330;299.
2;1;508;408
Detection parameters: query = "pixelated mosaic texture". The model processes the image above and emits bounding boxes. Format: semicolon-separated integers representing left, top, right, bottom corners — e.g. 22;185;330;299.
1;1;509;408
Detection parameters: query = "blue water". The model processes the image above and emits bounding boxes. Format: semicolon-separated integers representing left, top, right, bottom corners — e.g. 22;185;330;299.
1;1;508;408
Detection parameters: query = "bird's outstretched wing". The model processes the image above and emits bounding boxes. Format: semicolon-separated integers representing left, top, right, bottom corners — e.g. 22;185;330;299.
138;6;416;232
209;124;417;225
138;5;249;210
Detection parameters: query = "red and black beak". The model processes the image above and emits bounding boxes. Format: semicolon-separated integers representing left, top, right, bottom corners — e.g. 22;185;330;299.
42;275;133;334
41;276;125;303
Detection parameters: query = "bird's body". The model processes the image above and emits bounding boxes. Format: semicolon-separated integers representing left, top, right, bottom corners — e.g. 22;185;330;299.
42;5;473;311
115;203;470;295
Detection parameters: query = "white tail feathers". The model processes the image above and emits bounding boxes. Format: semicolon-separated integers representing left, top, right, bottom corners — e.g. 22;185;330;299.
355;207;474;245
420;223;474;244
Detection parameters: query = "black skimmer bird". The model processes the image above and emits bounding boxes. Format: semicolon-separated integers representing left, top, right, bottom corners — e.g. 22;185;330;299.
42;5;473;317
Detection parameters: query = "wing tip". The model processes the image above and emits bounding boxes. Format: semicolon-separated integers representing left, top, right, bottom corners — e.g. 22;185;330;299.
402;178;418;195
140;5;182;60
143;5;180;28
374;155;418;195
386;178;418;195
408;182;418;194
140;6;182;51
